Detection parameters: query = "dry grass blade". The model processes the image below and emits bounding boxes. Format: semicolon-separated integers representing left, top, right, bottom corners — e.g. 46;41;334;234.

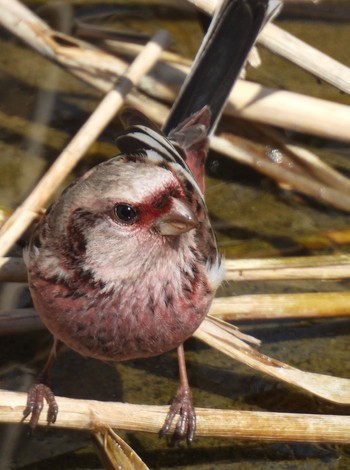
0;29;170;257
93;427;150;470
2;388;350;443
196;317;350;405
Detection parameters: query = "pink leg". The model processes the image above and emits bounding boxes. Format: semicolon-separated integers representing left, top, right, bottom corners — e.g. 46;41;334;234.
160;344;196;445
22;338;62;430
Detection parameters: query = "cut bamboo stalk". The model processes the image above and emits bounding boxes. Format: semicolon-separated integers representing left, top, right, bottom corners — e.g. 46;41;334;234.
0;30;170;257
2;389;350;443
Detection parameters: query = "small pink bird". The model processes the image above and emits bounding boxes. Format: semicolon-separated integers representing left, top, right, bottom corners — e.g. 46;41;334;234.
24;106;223;443
22;0;277;443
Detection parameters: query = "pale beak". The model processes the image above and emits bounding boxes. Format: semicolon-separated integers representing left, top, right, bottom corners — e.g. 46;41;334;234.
155;198;198;236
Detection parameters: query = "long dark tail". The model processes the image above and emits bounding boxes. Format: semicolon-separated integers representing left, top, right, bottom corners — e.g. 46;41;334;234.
163;0;281;136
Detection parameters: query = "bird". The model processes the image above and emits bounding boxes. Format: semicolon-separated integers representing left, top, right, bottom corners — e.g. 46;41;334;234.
22;0;280;444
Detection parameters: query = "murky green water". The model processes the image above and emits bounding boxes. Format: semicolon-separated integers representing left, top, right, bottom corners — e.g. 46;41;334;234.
1;1;350;469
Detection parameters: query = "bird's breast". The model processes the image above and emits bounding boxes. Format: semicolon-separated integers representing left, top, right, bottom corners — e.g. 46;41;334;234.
28;264;214;361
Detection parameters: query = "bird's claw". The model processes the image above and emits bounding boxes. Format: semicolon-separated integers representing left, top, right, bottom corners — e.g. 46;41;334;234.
159;387;196;446
22;383;58;430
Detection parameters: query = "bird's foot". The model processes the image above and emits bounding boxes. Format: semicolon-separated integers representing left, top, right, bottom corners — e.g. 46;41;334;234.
159;386;196;446
22;383;58;430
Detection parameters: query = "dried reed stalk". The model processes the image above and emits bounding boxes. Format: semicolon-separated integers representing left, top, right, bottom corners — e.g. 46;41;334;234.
224;81;350;144
0;29;169;257
211;292;350;320
195;317;350;405
1;388;350;443
260;22;350;95
224;255;350;281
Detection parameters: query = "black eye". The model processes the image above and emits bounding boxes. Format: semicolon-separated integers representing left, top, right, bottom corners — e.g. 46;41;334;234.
114;204;138;223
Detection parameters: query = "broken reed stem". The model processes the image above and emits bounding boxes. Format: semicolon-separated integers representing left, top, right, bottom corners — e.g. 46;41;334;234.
1;389;350;443
186;0;350;95
0;30;170;257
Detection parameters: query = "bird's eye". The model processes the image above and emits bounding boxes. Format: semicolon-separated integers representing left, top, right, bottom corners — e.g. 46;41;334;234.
114;204;138;223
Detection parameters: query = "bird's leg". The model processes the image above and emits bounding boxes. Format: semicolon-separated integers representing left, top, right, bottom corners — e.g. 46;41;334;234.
160;344;196;445
22;338;62;430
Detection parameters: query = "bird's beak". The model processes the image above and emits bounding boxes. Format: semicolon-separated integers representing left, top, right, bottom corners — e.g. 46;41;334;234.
155;198;198;236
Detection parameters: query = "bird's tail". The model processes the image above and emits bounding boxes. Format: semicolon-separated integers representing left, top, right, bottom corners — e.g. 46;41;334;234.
163;0;282;136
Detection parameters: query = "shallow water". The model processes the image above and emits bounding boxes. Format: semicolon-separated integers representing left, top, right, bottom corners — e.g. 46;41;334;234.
0;1;350;469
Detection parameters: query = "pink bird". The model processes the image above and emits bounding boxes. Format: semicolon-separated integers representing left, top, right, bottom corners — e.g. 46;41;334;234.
23;0;278;444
